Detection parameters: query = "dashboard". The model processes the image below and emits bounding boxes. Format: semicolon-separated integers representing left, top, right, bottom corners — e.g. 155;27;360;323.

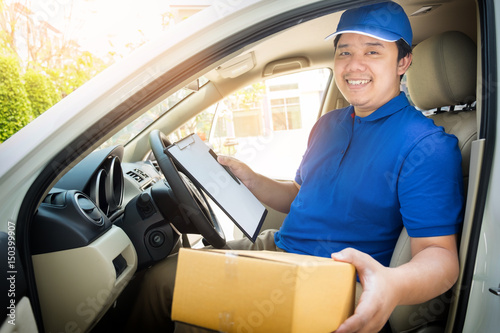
31;146;162;253
29;145;179;333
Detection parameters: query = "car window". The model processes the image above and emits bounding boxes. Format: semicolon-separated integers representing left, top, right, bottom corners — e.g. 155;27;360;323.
168;68;332;180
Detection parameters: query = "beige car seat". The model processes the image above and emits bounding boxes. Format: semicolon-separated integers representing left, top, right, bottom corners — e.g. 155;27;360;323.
388;31;477;332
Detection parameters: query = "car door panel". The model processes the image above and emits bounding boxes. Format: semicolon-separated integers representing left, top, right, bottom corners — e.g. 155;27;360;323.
0;231;38;332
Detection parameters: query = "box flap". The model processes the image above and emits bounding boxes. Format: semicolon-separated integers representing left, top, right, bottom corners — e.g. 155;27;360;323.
208;249;351;267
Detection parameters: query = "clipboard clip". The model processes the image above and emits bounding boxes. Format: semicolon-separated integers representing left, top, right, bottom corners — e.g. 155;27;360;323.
172;133;241;185
175;134;196;150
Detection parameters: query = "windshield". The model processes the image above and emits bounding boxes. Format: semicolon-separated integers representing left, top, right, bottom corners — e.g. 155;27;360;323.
100;77;209;149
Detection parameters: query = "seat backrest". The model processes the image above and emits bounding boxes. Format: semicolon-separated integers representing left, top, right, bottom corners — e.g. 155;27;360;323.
389;31;477;332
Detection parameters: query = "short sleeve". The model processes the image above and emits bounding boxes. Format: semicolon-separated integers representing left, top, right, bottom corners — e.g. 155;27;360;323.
295;168;303;185
398;131;464;237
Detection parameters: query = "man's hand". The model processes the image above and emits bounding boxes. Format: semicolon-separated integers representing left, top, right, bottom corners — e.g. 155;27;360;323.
217;155;299;213
217;155;257;189
332;249;398;333
331;235;458;333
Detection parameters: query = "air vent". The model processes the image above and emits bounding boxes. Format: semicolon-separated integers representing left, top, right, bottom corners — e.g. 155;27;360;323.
76;193;104;226
43;192;66;206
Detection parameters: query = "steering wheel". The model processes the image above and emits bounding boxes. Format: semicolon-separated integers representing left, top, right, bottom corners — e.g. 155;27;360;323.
149;130;226;248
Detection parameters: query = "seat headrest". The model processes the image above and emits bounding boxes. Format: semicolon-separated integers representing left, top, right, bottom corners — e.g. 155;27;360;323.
407;31;477;110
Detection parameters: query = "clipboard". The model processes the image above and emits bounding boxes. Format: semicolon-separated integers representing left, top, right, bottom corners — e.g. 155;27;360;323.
166;133;267;242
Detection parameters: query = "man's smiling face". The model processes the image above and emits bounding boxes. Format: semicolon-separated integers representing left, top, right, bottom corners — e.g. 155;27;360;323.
333;33;411;117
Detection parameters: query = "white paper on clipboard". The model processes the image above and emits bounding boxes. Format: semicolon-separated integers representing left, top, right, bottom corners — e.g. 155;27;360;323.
166;133;267;242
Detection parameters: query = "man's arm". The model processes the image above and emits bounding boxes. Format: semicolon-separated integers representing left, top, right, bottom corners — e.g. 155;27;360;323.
218;155;300;213
332;234;459;333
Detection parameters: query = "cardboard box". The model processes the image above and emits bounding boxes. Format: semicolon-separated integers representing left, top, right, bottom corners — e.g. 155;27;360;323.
172;248;356;332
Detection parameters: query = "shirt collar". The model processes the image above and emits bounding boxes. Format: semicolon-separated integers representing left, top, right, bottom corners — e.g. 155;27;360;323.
355;92;410;122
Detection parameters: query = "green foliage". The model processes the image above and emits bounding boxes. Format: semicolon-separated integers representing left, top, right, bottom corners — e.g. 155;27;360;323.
46;51;108;97
23;69;60;118
0;54;31;142
0;0;112;142
0;44;109;142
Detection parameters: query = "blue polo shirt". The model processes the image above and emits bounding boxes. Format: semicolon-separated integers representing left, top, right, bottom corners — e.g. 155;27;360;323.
274;92;464;266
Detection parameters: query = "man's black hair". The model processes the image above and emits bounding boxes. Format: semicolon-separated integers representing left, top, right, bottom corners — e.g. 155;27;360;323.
395;39;412;61
333;34;412;79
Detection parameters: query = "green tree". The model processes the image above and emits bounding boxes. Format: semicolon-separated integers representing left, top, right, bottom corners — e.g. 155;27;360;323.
23;68;60;118
46;51;108;97
0;54;31;142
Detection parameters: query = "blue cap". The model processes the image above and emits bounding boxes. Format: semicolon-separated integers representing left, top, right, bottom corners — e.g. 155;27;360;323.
326;1;412;46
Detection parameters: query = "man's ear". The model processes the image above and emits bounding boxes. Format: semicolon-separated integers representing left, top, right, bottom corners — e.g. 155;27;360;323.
398;53;413;75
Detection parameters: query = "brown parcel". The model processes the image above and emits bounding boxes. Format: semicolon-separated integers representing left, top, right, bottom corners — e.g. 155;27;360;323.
172;248;356;332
